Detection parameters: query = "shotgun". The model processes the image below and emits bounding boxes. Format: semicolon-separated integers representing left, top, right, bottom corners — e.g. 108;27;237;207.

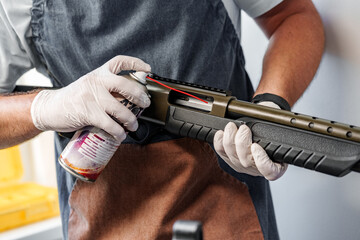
15;73;360;177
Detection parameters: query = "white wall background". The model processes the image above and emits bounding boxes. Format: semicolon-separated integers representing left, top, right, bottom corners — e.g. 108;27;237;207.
241;1;360;240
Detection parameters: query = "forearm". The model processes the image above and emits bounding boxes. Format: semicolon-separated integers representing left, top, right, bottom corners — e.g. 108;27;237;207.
0;91;42;149
254;0;325;106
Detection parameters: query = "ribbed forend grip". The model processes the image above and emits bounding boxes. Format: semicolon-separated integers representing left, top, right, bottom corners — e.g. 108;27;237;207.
164;106;360;177
246;118;360;177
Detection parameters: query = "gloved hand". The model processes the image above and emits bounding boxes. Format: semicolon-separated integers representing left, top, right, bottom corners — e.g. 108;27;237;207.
214;101;287;181
31;55;151;142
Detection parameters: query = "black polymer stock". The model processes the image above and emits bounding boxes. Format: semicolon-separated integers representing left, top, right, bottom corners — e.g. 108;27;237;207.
15;73;360;177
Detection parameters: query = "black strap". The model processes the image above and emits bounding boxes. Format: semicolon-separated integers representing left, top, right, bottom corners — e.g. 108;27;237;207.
252;93;291;111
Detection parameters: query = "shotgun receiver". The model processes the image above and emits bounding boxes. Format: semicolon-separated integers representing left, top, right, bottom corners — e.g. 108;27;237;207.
14;73;360;177
139;73;360;177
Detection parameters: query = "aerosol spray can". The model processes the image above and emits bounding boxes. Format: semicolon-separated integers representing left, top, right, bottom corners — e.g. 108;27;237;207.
58;72;148;182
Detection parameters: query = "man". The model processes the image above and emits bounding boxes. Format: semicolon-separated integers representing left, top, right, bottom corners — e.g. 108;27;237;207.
0;0;324;239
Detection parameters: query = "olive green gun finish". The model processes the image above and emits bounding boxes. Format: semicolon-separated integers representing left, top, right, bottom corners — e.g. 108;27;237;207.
14;74;360;177
140;74;360;177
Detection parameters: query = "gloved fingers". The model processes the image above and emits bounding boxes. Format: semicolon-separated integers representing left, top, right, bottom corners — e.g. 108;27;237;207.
234;124;254;168
222;122;245;169
103;75;151;108
105;55;151;74
214;130;228;161
251;143;287;181
90;111;127;142
214;130;241;171
214;125;263;176
103;98;139;132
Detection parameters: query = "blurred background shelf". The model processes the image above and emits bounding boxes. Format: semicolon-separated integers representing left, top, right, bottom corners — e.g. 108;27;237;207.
0;216;62;240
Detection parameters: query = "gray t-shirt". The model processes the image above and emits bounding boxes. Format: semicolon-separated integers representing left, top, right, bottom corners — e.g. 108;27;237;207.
0;0;282;93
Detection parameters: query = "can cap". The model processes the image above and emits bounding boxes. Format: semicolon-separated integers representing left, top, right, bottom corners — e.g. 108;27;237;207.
130;72;148;85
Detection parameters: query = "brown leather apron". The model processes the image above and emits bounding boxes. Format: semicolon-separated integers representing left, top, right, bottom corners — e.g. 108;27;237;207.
68;138;263;239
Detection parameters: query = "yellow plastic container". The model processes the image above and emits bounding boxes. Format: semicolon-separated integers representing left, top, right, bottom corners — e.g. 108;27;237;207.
0;146;60;232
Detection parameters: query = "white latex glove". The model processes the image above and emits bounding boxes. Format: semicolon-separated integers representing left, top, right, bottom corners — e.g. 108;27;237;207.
214;101;287;181
31;55;151;142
